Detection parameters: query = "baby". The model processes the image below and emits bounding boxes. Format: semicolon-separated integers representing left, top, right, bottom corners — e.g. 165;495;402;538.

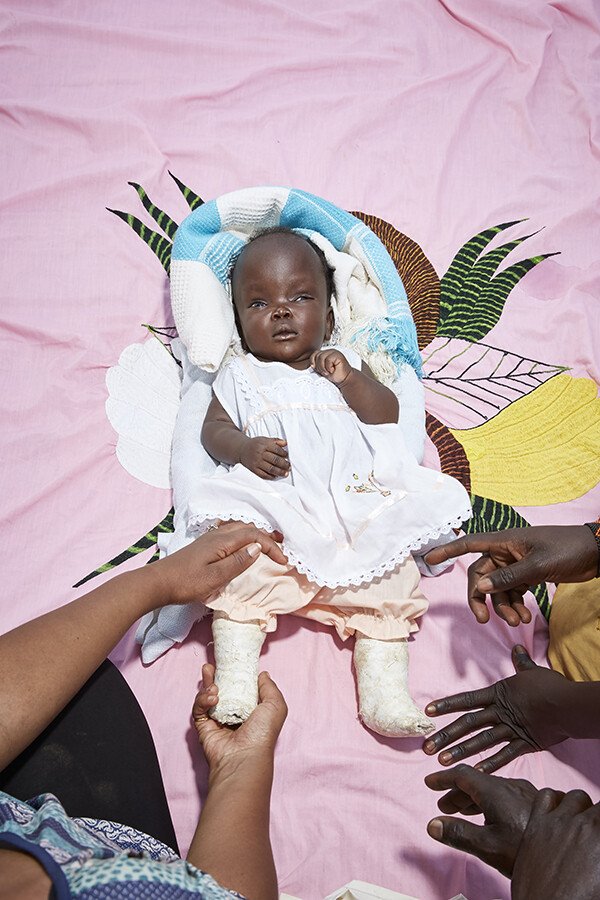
190;227;471;737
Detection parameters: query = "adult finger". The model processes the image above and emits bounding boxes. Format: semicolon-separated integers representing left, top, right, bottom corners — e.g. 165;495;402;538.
476;555;543;595
551;789;594;815
466;556;497;622
424;764;485;797
425;684;496;717
436;724;515;766
427;817;513;878
258;671;288;719
230;526;287;565
205;539;264;587
424;533;505;567
473;739;533;774
192;665;220;740
490;590;526;627
423;707;498;754
529;786;568;818
511;645;537;673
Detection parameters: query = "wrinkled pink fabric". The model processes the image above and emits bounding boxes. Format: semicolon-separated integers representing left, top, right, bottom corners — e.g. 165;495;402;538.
1;3;599;898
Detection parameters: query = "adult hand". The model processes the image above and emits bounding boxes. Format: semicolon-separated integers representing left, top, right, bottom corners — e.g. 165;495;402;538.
311;348;352;385
511;788;600;899
423;525;598;625
193;663;288;775
425;765;539;878
155;522;287;606
239;436;290;479
423;646;574;775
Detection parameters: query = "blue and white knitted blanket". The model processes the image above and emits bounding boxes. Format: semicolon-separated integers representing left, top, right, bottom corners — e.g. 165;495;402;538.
170;186;422;378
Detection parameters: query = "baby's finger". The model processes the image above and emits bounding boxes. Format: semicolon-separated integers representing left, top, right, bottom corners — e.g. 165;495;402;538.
266;451;290;470
271;440;289;457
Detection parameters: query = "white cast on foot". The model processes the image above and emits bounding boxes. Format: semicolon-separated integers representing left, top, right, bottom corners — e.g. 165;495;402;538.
353;635;435;738
210;616;266;725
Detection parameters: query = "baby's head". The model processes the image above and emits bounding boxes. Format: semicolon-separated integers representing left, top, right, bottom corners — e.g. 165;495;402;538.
230;228;335;369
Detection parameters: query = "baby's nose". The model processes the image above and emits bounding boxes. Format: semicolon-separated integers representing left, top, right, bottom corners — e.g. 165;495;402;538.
272;304;291;318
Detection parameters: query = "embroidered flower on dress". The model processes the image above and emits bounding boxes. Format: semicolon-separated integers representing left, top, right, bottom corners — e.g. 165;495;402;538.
345;472;391;497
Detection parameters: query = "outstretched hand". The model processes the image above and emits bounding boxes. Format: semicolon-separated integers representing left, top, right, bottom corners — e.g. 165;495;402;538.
423;646;574;775
193;664;288;774
423;525;598;625
154;522;287;607
425;765;539;878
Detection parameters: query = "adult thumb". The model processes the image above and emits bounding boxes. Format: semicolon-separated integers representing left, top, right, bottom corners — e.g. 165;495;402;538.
511;644;537;672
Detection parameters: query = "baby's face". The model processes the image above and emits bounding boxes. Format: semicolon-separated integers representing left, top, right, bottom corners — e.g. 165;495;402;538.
232;233;333;369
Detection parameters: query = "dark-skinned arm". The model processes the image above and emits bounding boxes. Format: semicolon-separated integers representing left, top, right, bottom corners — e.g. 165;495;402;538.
188;666;285;900
311;349;399;424
202;394;290;479
0;524;286;773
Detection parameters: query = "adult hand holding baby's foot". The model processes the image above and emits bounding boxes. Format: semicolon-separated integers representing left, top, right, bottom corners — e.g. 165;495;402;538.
239;436;290;479
193;663;287;772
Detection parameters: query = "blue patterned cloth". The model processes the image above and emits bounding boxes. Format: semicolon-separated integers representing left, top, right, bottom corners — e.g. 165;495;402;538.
0;790;245;899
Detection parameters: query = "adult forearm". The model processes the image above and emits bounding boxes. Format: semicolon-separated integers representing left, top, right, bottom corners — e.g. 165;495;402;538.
0;567;162;771
187;758;277;900
202;420;250;466
338;369;399;424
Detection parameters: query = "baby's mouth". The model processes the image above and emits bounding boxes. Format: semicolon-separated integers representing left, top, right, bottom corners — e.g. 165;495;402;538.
273;327;297;339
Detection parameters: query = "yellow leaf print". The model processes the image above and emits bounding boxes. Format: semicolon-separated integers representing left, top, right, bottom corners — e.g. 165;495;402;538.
450;374;600;506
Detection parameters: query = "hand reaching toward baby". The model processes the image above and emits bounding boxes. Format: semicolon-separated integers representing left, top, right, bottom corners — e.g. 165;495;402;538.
193;663;288;773
239;436;290;479
311;349;353;384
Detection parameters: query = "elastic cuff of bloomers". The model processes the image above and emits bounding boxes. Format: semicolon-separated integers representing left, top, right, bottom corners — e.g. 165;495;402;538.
203;593;278;632
329;610;420;642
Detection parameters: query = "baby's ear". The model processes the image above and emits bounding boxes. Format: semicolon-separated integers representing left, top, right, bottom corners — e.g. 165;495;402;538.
325;305;334;340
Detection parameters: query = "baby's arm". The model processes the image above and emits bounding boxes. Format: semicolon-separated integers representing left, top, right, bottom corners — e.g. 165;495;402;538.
202;395;290;479
311;349;399;424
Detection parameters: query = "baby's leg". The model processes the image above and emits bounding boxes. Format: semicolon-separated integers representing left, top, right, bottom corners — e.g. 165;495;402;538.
210;614;266;725
353;635;434;737
300;558;434;737
206;552;315;725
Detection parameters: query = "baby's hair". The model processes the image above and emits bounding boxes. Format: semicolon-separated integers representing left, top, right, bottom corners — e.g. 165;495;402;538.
229;226;335;301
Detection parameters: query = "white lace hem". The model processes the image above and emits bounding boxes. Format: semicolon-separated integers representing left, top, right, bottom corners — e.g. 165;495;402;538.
188;504;472;589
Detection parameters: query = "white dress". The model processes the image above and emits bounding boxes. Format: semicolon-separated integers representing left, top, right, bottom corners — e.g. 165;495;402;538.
187;347;472;588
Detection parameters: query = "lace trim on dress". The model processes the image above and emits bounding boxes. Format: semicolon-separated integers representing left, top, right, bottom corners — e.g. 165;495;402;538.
189;504;472;589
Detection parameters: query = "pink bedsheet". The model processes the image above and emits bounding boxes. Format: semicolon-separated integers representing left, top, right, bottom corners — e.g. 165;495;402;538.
1;2;599;898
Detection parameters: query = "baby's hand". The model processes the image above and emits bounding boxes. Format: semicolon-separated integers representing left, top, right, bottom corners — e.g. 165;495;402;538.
311;349;353;385
239;437;290;479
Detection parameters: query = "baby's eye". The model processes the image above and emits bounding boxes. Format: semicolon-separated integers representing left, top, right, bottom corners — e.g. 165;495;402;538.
292;294;312;302
248;300;266;308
